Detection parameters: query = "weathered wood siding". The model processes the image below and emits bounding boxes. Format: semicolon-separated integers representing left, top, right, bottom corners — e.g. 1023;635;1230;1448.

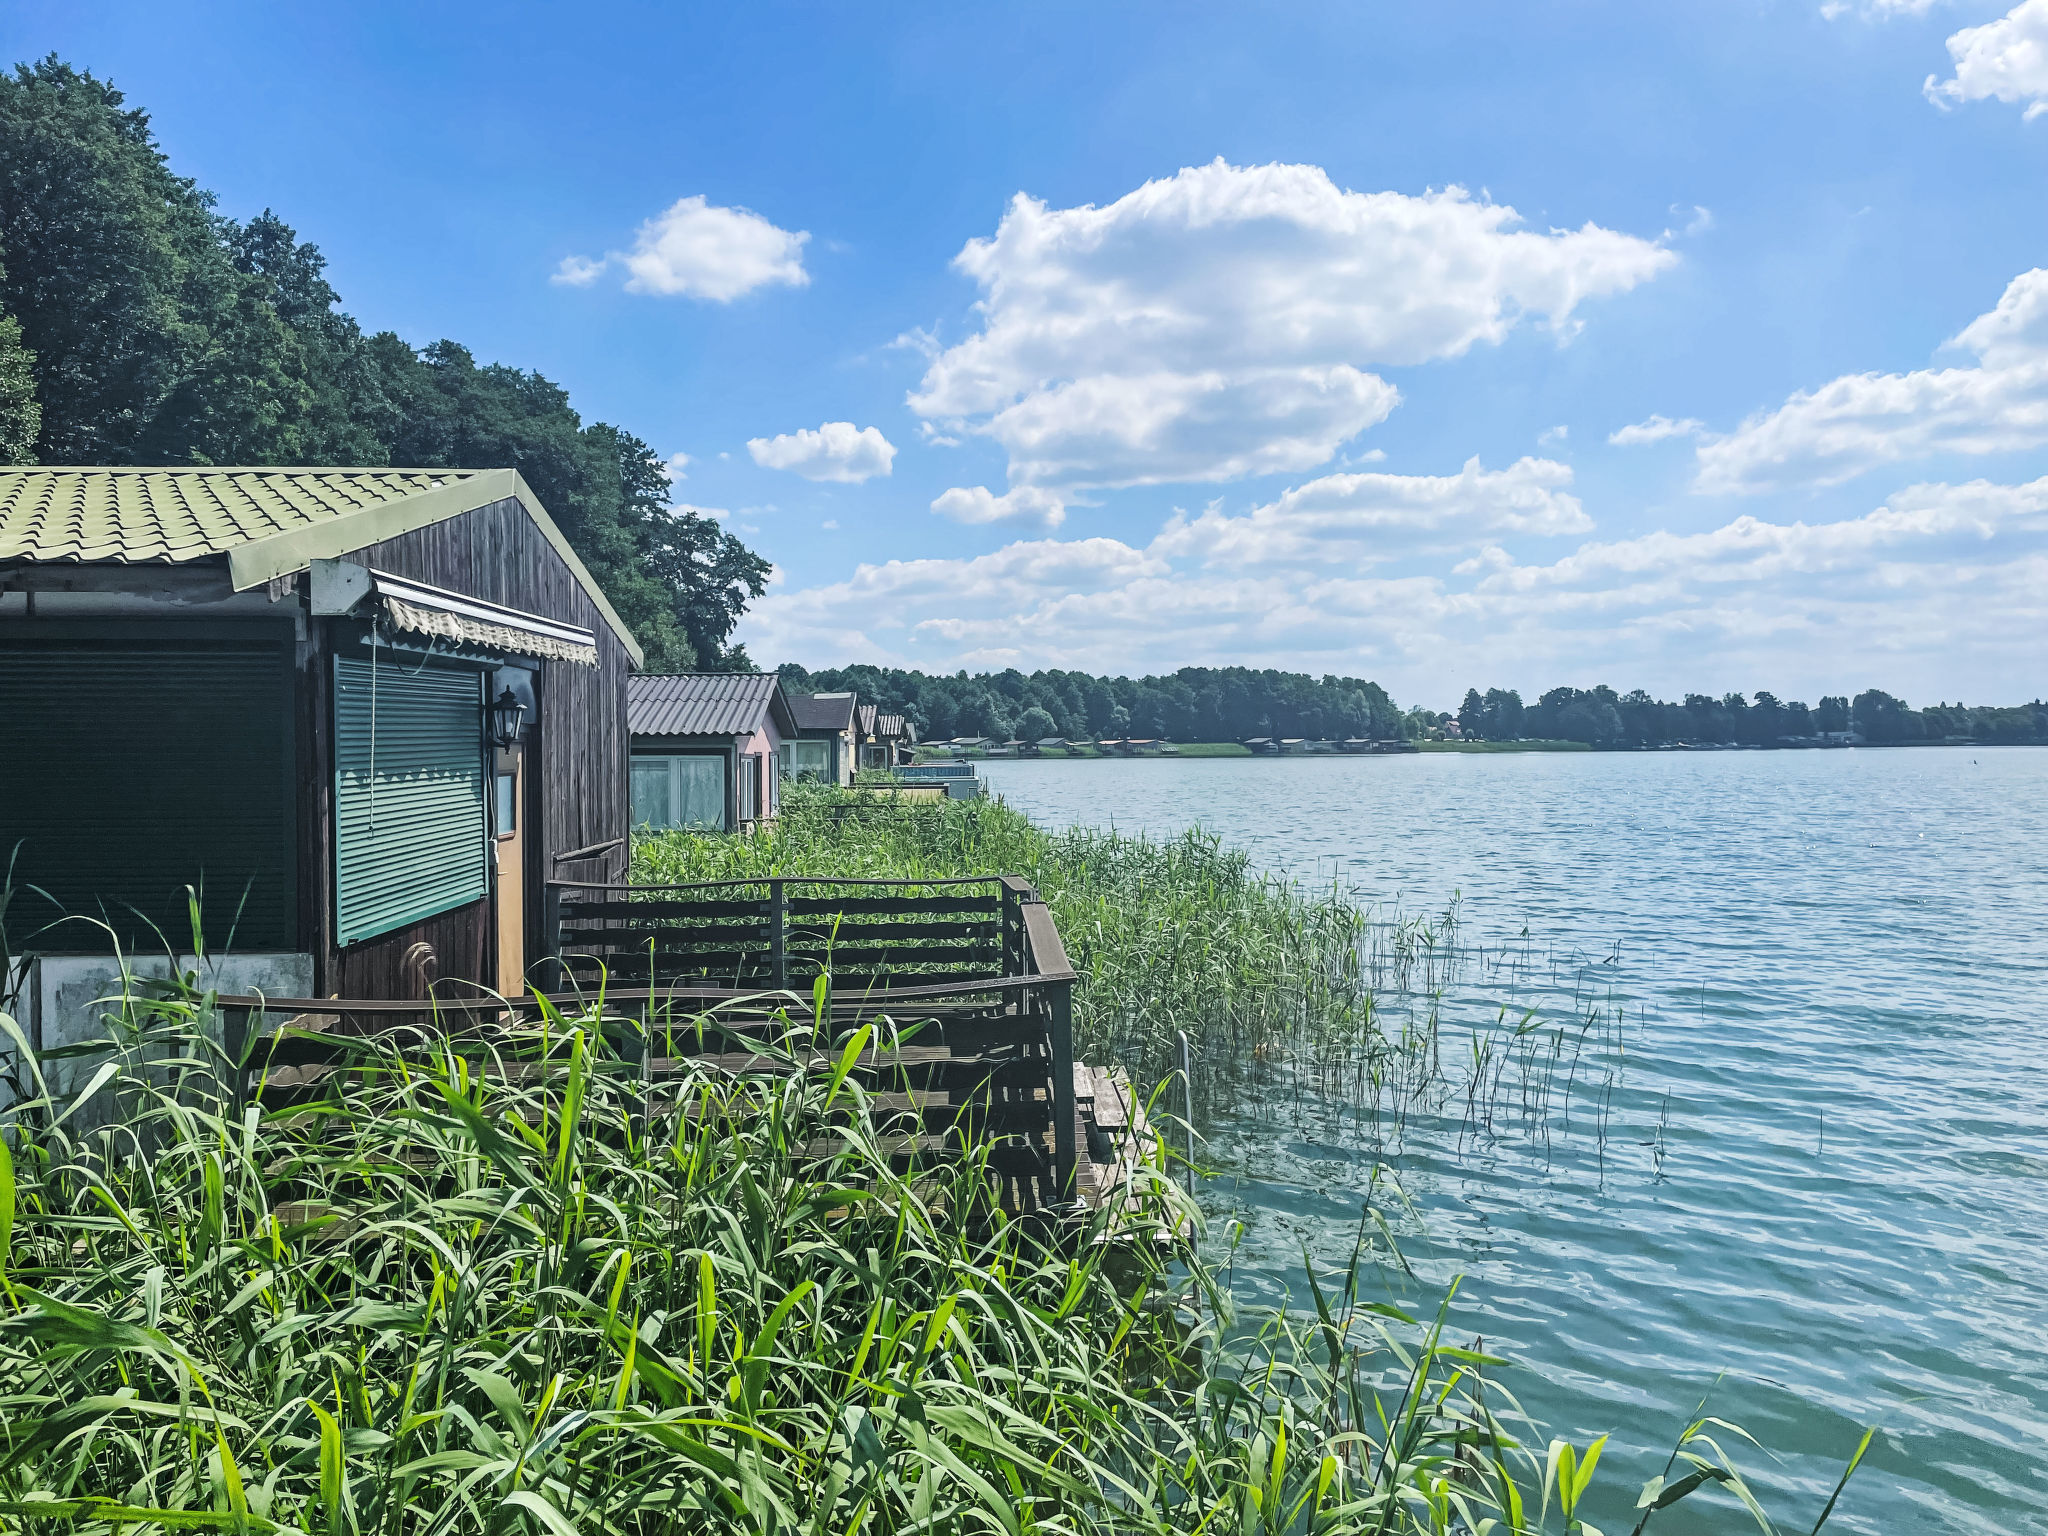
296;496;632;997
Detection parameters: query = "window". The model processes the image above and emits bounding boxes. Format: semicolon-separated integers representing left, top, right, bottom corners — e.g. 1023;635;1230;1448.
630;759;672;828
739;754;761;822
494;770;518;837
333;656;487;945
631;753;726;831
785;738;831;780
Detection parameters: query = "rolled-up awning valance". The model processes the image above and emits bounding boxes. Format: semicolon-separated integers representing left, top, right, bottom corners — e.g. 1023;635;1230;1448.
372;569;600;666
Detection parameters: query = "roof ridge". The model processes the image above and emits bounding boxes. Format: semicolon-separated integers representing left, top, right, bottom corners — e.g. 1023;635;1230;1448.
0;465;487;475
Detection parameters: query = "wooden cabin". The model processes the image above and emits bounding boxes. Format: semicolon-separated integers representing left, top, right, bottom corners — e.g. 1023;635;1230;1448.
856;704;915;770
787;690;858;784
627;673;795;833
0;467;639;1046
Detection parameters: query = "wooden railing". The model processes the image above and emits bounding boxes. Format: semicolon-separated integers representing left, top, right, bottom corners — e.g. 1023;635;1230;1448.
543;873;1078;1203
540;874;1042;992
217;874;1083;1210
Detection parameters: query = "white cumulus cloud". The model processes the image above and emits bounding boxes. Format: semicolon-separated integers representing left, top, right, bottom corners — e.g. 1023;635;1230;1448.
747;422;896;483
1152;457;1588;568
738;473;2048;703
1696;267;2048;492
931;485;1067;529
1609;414;1705;446
551;255;606;287
908;159;1674;499
1926;0;2048;117
557;196;809;301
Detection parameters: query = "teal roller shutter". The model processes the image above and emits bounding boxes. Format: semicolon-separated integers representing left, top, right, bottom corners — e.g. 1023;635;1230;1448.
0;637;293;952
334;655;486;945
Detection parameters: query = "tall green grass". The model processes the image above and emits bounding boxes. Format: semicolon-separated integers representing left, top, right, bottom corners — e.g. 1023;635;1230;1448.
634;787;1372;1116
0;968;1864;1534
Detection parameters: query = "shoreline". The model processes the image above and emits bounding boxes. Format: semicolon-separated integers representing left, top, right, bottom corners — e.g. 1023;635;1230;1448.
924;737;2031;761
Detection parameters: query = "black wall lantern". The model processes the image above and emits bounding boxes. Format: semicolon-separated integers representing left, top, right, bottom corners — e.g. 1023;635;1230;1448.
487;686;529;749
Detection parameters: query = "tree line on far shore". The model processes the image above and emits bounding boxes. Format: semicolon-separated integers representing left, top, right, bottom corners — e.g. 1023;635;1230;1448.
779;663;1406;745
778;662;2048;749
0;57;768;670
1451;685;2048;746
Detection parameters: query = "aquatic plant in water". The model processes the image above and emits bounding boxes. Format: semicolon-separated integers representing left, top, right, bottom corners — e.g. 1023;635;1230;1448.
0;955;1870;1533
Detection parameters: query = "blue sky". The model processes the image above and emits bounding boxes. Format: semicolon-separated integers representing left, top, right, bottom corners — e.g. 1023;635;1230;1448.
12;0;2048;705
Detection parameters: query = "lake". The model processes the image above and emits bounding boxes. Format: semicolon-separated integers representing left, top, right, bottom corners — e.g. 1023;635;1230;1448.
980;747;2048;1535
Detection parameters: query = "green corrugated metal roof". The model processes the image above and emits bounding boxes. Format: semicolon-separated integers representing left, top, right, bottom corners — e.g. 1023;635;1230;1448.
0;467;486;565
0;466;642;666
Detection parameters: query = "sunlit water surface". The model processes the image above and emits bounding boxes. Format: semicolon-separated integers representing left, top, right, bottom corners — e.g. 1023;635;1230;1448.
980;748;2048;1535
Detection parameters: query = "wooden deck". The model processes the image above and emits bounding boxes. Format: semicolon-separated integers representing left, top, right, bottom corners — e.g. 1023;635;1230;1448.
217;874;1183;1227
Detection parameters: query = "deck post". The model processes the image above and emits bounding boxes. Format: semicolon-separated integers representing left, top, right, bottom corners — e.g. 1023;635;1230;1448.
769;878;787;989
998;875;1036;977
543;882;563;979
1048;977;1076;1200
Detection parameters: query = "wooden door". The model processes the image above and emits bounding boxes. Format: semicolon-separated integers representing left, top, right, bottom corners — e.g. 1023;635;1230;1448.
494;746;526;995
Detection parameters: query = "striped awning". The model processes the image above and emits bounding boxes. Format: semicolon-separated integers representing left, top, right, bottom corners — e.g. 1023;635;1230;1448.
374;570;599;666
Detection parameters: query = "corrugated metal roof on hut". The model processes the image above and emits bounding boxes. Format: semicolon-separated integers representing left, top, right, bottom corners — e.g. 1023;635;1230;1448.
0;466;641;666
628;672;793;737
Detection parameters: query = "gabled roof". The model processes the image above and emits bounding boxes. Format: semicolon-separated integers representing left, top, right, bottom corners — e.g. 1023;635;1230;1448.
629;672;796;738
857;703;877;736
790;690;858;732
0;466;642;665
876;713;906;738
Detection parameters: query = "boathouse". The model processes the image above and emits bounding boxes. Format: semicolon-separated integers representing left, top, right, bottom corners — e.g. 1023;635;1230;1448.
627;672;795;833
855;704;914;769
787;690;859;784
0;467;639;1034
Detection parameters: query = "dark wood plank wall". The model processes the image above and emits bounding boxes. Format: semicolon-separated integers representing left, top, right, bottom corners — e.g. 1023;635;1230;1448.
295;496;632;998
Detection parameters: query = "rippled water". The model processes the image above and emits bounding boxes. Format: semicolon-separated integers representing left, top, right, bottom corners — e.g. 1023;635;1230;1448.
980;747;2048;1535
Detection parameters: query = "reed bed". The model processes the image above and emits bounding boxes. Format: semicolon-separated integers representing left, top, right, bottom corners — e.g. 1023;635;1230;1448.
0;965;1869;1536
634;792;1641;1171
634;787;1373;1116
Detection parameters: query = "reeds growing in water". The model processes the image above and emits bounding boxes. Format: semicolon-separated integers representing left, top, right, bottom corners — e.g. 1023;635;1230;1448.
634;787;1375;1119
635;789;1643;1168
0;963;1873;1534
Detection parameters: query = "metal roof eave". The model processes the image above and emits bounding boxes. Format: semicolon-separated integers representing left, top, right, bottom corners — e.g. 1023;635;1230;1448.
766;678;798;738
223;468;645;669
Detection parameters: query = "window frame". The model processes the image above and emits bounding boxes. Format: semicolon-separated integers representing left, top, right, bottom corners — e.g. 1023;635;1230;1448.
784;737;832;780
630;749;732;833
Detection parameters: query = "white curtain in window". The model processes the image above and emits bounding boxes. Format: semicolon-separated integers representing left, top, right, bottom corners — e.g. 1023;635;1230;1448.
633;755;727;830
676;756;724;828
631;759;673;828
